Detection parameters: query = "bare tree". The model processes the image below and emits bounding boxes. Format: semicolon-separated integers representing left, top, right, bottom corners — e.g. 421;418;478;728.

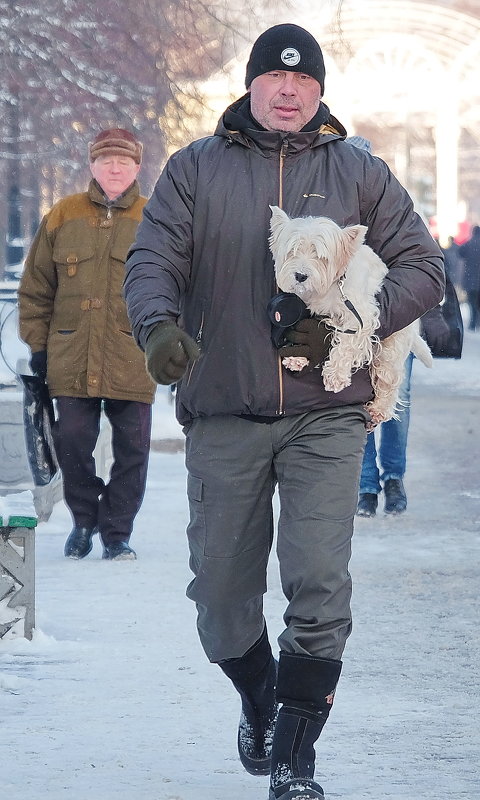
0;0;276;273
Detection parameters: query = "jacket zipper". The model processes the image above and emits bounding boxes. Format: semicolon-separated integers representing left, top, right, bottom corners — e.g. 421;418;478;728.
186;311;204;385
276;139;288;415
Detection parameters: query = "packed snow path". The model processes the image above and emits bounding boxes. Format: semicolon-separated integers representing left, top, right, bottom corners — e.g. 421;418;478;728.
1;333;479;800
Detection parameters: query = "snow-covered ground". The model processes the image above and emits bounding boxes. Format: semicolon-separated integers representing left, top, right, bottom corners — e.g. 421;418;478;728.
0;316;479;800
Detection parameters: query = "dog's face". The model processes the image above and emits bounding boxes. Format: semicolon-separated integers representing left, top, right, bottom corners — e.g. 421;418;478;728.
269;206;367;303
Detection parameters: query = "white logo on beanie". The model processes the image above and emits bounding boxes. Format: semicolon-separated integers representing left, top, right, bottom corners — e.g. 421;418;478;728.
281;47;301;66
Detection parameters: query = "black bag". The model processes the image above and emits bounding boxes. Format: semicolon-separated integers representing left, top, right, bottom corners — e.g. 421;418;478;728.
19;374;58;486
429;273;464;359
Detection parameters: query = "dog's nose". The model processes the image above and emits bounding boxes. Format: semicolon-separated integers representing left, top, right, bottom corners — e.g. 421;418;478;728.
295;272;308;283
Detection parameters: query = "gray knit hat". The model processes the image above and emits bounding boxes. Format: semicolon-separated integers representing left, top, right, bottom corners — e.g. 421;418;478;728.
245;24;325;91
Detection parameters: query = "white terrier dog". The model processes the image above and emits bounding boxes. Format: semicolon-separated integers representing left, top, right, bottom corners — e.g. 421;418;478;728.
268;206;432;428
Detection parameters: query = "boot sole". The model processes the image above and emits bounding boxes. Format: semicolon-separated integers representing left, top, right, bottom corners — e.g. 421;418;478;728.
239;752;270;776
65;548;93;559
238;734;271;775
269;779;325;799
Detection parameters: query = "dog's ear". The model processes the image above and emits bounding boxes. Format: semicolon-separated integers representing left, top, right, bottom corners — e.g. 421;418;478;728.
332;224;368;275
269;206;289;234
268;206;290;256
343;224;368;252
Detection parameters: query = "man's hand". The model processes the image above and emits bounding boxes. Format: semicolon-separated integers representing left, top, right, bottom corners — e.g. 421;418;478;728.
278;318;333;372
421;306;451;354
144;322;200;385
30;350;47;381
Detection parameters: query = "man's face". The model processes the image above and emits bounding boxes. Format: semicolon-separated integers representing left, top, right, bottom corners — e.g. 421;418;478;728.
90;154;140;200
249;70;322;132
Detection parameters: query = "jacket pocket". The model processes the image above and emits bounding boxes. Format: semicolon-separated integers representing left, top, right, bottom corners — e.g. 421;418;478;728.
106;329;155;397
47;329;84;391
52;245;95;328
52;245;95;274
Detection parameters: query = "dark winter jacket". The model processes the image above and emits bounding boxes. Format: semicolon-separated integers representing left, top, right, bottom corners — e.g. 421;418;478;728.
458;229;480;293
19;180;155;403
124;96;444;425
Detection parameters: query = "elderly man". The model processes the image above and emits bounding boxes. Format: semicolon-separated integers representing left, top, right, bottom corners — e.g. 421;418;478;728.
124;24;444;799
19;128;155;562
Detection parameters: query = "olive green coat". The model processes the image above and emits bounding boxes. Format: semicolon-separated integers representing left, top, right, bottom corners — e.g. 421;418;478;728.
18;180;155;403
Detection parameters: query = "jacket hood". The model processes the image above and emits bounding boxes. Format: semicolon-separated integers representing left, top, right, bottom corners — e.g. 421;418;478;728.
214;92;347;154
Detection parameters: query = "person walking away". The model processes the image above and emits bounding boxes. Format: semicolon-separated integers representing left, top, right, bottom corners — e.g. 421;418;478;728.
458;225;480;331
18;129;155;561
124;25;444;799
343;138;451;518
356;303;449;517
441;235;463;289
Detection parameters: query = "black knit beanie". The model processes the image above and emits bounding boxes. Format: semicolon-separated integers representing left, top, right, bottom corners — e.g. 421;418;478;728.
245;24;325;92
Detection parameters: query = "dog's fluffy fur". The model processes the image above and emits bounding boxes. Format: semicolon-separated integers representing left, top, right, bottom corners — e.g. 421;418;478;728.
268;206;432;428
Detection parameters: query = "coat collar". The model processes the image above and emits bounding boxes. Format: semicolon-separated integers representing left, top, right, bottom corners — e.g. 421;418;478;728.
215;93;347;155
88;179;140;209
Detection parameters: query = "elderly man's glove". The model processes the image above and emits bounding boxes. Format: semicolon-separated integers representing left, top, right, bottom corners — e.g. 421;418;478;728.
278;318;333;372
144;322;200;385
421;306;451;354
30;350;47;381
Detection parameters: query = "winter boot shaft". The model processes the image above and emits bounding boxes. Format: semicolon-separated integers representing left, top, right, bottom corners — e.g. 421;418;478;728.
269;652;342;800
275;652;342;709
218;628;278;776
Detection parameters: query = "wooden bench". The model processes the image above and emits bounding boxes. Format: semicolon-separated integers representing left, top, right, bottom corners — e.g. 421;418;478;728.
0;491;37;640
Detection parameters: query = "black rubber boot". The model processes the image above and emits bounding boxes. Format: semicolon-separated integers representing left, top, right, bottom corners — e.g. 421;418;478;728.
218;627;278;776
269;652;342;800
64;526;97;559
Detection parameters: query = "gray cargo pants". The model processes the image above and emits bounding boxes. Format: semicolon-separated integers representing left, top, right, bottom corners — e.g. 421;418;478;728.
184;406;369;663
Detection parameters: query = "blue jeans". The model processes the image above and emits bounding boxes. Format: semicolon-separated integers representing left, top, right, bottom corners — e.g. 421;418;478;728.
359;353;413;494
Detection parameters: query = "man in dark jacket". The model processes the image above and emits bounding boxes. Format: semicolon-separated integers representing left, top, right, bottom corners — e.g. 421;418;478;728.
459;225;480;330
124;25;444;800
19;129;155;562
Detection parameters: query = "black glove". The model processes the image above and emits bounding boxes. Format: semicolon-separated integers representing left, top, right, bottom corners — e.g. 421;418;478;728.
421;306;451;354
30;350;48;381
144;322;200;385
278;318;333;372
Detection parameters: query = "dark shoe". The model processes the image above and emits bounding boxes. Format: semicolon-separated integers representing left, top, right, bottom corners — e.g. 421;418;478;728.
102;541;137;560
64;526;97;559
356;492;378;517
383;478;407;515
218;628;278;776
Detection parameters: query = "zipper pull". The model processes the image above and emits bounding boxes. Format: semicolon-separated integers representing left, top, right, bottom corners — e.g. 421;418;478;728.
196;313;204;344
106;207;112;220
